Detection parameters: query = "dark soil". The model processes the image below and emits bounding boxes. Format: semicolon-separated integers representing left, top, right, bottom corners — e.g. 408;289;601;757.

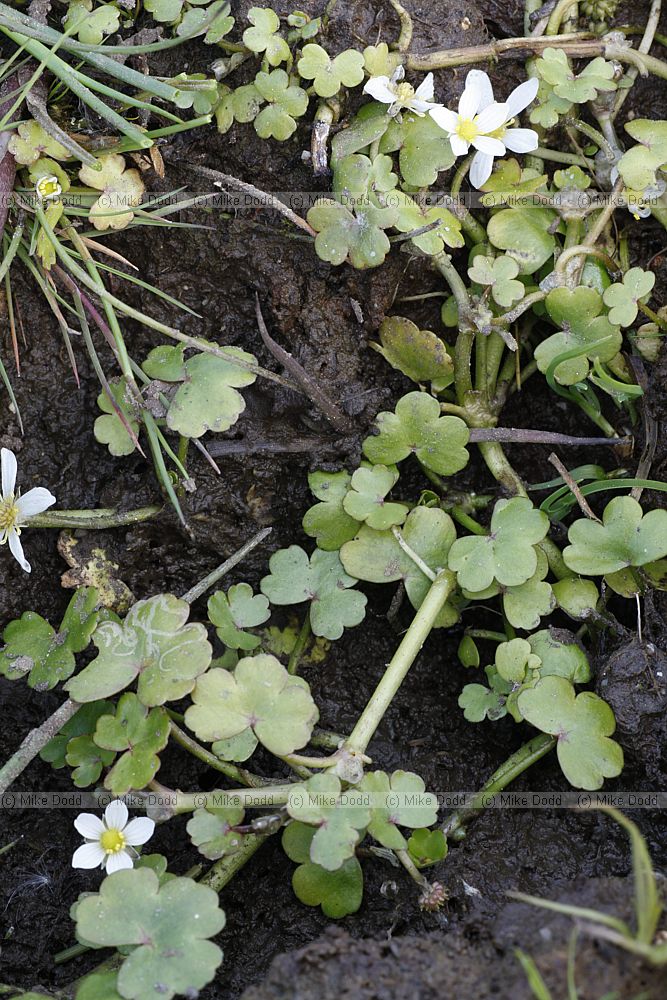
1;1;667;998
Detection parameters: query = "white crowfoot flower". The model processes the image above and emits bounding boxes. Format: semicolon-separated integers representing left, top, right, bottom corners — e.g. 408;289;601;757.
363;66;439;117
72;799;155;875
0;447;56;573
429;70;539;188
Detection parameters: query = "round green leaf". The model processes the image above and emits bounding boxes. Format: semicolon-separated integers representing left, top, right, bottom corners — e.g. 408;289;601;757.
518;676;623;790
75;868;225;1000
362;391;469;475
66;595;212;705
185;653;319;755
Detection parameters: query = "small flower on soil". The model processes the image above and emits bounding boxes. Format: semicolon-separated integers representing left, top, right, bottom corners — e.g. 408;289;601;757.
0;448;56;573
72;799;154;874
429;70;538;188
364;66;439;118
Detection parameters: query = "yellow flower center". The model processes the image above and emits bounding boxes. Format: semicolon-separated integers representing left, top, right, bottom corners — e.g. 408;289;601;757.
100;828;126;854
395;82;415;102
36;175;62;201
0;496;19;543
457;118;479;143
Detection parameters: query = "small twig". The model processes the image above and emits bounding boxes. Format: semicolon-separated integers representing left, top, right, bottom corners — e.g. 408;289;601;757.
468;428;629;446
548;453;602;522
180;526;273;605
207;436;344;458
24;77;98;167
0;699;80;795
254;293;353;434
170;160;316;237
389;220;443;243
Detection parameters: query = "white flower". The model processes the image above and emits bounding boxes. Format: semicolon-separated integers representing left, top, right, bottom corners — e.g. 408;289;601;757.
0;448;56;573
363;66;439;117
72;800;155;875
35;175;62;202
429;70;539;188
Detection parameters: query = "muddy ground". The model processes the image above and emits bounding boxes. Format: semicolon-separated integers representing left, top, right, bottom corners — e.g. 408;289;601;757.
1;0;667;997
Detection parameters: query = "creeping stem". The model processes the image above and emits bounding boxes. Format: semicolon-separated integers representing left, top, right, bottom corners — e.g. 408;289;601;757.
346;570;457;755
443;733;557;840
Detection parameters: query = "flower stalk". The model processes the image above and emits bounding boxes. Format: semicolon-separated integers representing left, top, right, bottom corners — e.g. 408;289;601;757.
346;569;456;755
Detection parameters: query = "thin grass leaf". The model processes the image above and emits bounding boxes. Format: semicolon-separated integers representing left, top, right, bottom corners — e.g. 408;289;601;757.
514;951;552;1000
598;806;662;945
0;351;23;433
0;5;180;102
506;891;632;938
143;411;186;526
72;288;145;458
1;29;152;148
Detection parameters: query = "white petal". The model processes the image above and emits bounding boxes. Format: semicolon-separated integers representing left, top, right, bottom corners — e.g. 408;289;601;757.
466;70;494;110
503;128;539;153
472;135;506;155
72;842;106;869
505;77;539;118
74;813;105;840
123;817;155;846
410;99;436;115
105;850;134;874
429;106;459;134
459;76;482;118
475;102;509;133
363;77;396;104
470;151;495;189
1;448;17;498
8;530;30;573
450;134;470;157
16;487;56;519
390;65;405;83
104;799;128;830
414;73;434;102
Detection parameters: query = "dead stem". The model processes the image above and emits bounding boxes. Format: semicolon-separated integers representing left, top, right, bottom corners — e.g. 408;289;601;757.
548;452;601;521
171;160;317;237
255;293;353;434
469;428;629;446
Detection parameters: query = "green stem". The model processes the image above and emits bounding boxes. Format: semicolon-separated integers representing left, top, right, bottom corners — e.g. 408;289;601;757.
395;848;429;888
443;733;557;839
477;441;527;496
535;146;592;167
561;117;615;161
201;833;268;892
287;612;312;676
388;0;413;50
28;505;161;528
167;784;297;813
546;0;578;34
484;330;506;397
433;250;472;315
169;721;269;787
465;629;508;642
346;570;456;755
310;728;345;750
454;331;475;404
449;507;487;535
